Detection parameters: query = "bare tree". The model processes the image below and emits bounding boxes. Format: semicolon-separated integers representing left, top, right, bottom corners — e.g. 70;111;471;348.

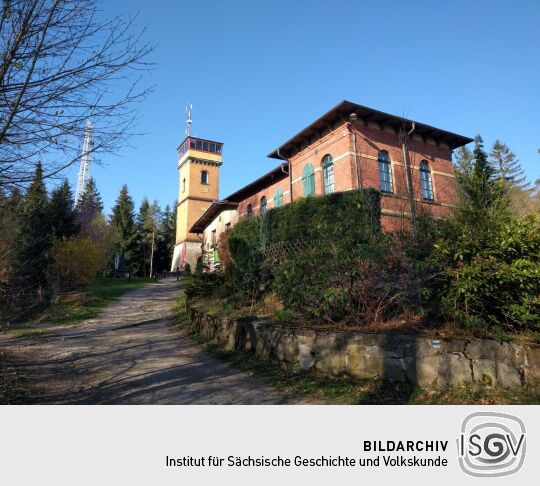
0;0;154;187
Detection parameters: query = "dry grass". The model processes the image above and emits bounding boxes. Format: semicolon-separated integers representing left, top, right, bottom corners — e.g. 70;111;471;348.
189;293;540;345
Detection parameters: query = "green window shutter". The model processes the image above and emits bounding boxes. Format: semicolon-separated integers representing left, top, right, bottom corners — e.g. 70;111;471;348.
302;163;315;197
274;188;283;207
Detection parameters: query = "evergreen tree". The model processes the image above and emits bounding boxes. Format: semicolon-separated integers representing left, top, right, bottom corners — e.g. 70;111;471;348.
133;197;151;276
12;162;50;292
0;189;18;284
9;187;23;209
454;136;509;248
76;176;103;236
453;145;473;177
489;140;528;190
110;185;137;269
155;202;176;272
143;201;161;278
78;177;103;214
48;179;77;240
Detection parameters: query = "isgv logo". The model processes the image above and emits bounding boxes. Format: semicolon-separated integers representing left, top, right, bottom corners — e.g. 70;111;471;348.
457;412;526;477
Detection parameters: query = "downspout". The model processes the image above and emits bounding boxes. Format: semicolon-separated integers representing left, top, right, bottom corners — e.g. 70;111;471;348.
400;122;418;240
277;148;293;203
349;114;362;188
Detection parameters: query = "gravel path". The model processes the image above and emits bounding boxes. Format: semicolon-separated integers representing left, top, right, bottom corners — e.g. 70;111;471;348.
0;280;289;404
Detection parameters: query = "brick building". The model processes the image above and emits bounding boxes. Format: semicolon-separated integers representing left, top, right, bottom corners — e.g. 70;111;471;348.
172;101;472;271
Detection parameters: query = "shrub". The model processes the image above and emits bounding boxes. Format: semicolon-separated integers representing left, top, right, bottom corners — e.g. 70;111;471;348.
429;215;540;331
184;272;224;299
184;263;191;274
47;236;109;292
227;234;263;308
272;230;419;324
230;188;381;250
227;189;394;321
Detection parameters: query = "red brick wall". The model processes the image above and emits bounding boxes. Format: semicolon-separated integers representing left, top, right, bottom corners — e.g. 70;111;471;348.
236;121;458;229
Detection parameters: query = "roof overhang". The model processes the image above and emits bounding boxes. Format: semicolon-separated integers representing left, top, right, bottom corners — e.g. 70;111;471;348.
189;201;238;234
189;162;289;233
223;162;289;202
267;100;474;159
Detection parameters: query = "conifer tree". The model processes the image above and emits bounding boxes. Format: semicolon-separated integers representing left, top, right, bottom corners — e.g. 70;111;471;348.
0;189;18;284
49;179;77;240
110;185;137;268
489;140;528;190
78;177;103;214
453;145;473;177
454;136;509;248
76;176;104;237
153;202;176;273
12;162;50;292
133;197;151;276
143;201;161;278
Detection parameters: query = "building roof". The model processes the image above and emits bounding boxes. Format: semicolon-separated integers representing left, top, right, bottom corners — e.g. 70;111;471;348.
267;100;474;159
189;201;238;234
189;162;289;234
223;162;288;202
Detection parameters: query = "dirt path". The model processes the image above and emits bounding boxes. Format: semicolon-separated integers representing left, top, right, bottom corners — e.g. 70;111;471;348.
0;280;289;404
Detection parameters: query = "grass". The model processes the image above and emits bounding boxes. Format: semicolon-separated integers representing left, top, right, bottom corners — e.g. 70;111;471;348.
176;294;540;405
1;277;157;336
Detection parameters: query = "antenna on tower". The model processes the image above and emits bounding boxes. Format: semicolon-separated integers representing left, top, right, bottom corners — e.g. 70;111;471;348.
74;122;93;209
185;103;192;137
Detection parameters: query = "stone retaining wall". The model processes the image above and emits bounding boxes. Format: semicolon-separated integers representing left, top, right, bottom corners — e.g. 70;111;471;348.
186;303;539;389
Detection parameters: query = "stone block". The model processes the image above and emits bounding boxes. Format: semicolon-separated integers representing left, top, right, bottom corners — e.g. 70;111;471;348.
496;362;522;388
472;358;497;385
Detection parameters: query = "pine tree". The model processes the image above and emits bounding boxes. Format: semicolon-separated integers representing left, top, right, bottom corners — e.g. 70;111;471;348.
453;146;473;177
0;189;17;284
78;177;103;214
76;176;103;237
133;197;150;276
12;162;51;292
144;201;161;278
152;202;176;273
49;179;77;240
455;136;509;246
110;185;137;269
489;140;528;190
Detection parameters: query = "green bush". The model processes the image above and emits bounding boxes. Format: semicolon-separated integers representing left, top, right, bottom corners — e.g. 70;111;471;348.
184;272;224;299
227;234;263;307
230;188;381;250
429;215;540;331
184;263;191;274
227;189;397;321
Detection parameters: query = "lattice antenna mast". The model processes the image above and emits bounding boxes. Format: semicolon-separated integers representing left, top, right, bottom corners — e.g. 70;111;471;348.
74;122;93;209
185;103;192;137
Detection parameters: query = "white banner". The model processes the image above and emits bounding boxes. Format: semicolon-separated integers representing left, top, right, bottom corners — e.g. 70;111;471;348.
0;405;537;485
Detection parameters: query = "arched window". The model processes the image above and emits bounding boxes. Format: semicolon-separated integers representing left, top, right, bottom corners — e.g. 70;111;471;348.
420;160;434;200
302;163;315;197
247;203;253;217
182;178;186;193
378;151;393;193
260;196;267;214
274;187;283;208
201;170;209;185
322;155;334;194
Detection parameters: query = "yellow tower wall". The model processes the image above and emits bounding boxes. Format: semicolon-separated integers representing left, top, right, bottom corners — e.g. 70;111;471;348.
172;142;222;270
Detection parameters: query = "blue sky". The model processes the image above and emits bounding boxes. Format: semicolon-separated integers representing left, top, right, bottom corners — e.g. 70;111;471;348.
63;0;540;214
